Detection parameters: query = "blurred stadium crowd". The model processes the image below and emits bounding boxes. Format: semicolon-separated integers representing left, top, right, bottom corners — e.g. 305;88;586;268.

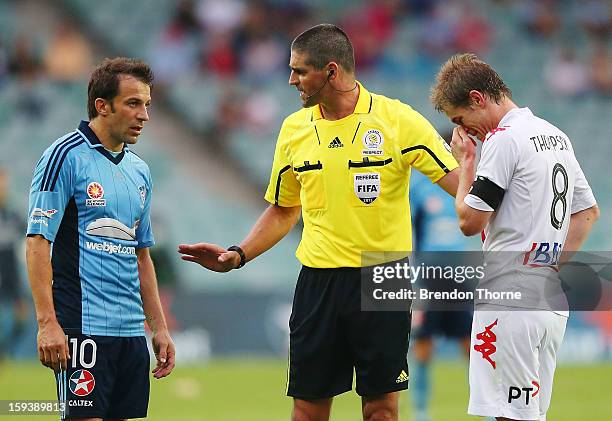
0;0;611;359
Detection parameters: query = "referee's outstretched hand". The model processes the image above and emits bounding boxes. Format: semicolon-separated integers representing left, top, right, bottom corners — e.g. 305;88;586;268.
178;243;240;272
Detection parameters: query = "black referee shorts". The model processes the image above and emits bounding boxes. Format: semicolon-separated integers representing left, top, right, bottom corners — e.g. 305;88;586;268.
287;265;411;399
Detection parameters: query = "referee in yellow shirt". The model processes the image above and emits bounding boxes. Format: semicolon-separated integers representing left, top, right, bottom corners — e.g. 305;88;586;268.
179;24;459;421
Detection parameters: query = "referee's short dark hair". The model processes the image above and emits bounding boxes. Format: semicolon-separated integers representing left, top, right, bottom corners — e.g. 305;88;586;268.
291;24;355;73
431;53;512;112
87;57;154;120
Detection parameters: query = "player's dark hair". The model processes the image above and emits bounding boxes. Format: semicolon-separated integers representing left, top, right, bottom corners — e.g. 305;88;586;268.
291;24;355;73
431;53;512;112
87;57;154;120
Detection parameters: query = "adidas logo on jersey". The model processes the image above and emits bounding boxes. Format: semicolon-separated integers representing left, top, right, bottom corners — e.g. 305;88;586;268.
396;370;409;383
328;137;344;148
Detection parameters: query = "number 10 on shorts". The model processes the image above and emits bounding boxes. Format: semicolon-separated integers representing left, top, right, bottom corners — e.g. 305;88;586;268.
69;338;97;369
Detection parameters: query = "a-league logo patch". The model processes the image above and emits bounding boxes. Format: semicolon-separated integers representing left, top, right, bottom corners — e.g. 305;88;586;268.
362;129;384;156
86;182;106;207
69;369;95;396
87;182;104;199
363;129;384;149
354;173;380;204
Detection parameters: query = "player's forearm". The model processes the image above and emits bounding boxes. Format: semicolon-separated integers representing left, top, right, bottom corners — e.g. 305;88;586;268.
25;236;57;325
238;204;301;263
137;248;168;333
560;205;599;264
455;157;478;234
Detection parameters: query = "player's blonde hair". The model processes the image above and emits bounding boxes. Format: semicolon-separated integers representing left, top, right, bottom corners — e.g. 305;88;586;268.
431;53;511;112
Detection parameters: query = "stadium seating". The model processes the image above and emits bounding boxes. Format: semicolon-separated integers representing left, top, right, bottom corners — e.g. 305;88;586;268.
3;0;610;271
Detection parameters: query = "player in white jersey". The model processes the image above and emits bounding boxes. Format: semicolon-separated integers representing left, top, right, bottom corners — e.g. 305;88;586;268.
431;53;599;420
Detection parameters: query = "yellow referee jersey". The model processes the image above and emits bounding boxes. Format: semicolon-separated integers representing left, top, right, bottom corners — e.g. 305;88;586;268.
264;82;458;268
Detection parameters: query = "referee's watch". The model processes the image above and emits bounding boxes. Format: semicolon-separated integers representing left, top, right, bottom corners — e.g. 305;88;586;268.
227;245;247;269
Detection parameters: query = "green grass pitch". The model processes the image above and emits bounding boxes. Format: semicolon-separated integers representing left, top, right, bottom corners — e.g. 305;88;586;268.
0;359;610;420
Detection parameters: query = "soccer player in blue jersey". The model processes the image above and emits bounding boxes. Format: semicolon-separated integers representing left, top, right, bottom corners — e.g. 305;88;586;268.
26;57;175;420
409;169;472;421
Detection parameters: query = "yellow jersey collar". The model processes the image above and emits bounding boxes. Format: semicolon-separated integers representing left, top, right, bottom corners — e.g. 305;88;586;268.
311;81;372;121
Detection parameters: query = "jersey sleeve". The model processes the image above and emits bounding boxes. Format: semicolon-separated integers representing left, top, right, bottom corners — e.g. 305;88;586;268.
264;118;301;207
465;131;517;212
27;146;75;242
570;160;596;214
135;169;155;248
398;104;458;183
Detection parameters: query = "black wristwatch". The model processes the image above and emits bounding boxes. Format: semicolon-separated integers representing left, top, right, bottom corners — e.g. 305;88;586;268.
227;245;246;269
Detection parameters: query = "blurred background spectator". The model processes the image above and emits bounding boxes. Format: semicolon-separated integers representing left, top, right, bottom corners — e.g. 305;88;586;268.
516;0;560;38
589;41;612;94
0;38;9;83
574;0;612;40
544;46;589;97
0;168;28;361
149;0;202;86
44;20;93;82
7;34;40;80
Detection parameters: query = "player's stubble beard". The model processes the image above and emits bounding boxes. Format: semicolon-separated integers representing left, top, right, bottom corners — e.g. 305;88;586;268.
109;102;141;145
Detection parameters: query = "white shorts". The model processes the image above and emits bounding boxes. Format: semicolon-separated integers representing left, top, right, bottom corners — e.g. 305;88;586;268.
468;309;567;421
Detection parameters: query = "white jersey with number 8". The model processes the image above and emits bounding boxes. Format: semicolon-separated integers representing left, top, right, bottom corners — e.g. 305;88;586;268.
466;107;596;253
465;107;597;312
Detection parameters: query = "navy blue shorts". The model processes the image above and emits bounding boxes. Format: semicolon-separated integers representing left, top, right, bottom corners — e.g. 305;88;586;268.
412;310;472;340
56;333;150;419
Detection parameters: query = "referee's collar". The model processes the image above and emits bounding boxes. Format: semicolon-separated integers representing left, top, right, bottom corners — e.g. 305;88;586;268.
77;120;130;152
311;81;372;121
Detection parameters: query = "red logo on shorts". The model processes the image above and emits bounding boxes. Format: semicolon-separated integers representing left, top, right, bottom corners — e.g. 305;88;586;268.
69;369;95;396
474;319;498;369
531;380;540;397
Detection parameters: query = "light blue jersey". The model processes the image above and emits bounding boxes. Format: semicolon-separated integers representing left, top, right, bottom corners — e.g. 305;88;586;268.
410;170;466;252
27;121;154;337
